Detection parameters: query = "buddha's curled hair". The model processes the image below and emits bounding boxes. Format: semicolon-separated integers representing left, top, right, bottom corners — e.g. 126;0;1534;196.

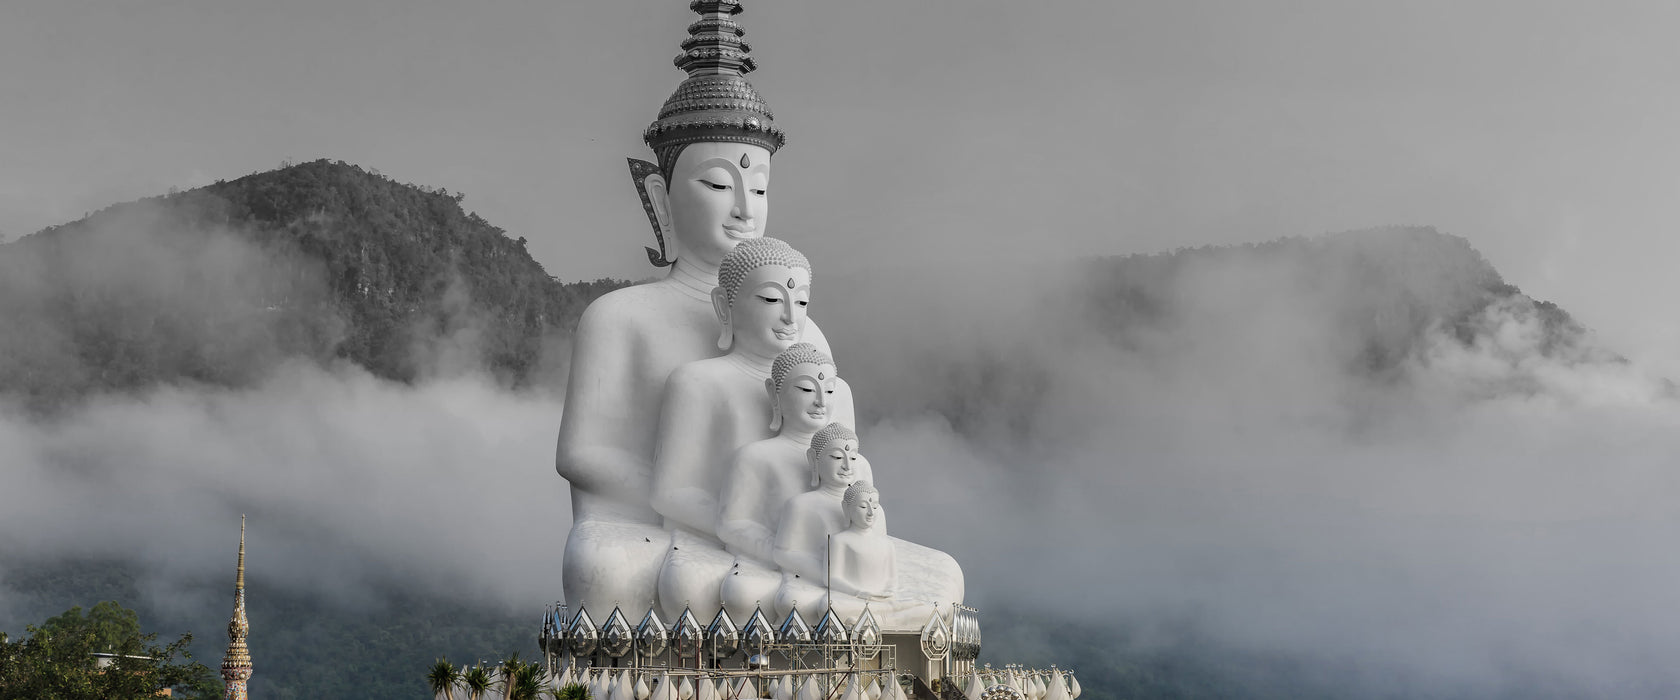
717;237;812;307
770;343;836;395
842;480;878;514
806;422;859;466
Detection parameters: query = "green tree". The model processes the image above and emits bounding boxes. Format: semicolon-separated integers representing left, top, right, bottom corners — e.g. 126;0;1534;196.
508;658;547;700
429;657;462;700
463;665;494;700
558;682;592;700
39;600;141;653
0;602;217;700
496;653;527;700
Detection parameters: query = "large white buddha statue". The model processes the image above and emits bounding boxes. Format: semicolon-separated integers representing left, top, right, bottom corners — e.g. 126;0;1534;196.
554;2;839;615
716;343;868;621
653;238;856;621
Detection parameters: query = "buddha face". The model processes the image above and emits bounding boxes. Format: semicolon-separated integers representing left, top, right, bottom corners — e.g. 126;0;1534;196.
775;362;838;435
651;142;771;269
847;491;880;532
814;437;866;490
723;264;810;358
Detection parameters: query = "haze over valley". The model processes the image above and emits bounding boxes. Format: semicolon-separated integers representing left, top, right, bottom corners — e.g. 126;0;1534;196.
3;163;1677;698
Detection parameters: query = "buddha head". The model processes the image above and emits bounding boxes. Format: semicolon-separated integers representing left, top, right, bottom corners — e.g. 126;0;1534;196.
632;1;786;272
713;237;812;356
841;481;881;533
766;342;837;433
807;422;865;490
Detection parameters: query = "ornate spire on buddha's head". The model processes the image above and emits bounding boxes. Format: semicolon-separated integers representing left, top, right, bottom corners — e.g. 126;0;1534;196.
645;1;786;176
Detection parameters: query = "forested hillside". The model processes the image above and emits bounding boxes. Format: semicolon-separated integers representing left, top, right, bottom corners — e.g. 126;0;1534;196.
0;159;627;406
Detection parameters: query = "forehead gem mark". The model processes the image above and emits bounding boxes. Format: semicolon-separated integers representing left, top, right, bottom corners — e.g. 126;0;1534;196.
817;372;825;380
740;153;751;168
786;277;796;289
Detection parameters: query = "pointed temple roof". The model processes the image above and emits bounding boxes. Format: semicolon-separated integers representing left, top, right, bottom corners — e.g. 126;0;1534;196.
221;515;252;700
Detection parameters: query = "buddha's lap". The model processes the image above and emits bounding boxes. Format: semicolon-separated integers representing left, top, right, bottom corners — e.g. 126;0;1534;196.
720;557;782;621
562;519;669;610
656;529;736;620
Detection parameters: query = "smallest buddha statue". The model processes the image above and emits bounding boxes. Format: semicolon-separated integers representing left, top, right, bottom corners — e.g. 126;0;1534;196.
823;481;897;619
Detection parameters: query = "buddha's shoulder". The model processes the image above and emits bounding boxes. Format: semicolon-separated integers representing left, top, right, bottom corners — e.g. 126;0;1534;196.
732;439;785;467
666;356;737;387
786;490;830;508
578;282;699;333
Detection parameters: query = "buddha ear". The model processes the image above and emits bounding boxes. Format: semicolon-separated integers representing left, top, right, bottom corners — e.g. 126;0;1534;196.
711;286;732;351
765;377;782;431
646;174;673;237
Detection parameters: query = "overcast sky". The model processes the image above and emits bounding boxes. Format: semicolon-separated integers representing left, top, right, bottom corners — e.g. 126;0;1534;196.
3;0;1676;370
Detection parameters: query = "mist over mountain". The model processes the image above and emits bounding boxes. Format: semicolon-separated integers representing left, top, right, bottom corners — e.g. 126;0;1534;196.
0;159;626;406
3;164;1675;699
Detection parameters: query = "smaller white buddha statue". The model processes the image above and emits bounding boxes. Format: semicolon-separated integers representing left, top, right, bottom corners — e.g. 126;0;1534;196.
717;343;869;621
653;238;855;621
772;422;867;618
771;426;964;630
826;481;896;605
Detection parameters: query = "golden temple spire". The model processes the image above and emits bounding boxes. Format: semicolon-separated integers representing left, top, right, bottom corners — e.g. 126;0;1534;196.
236;515;245;591
222;515;252;700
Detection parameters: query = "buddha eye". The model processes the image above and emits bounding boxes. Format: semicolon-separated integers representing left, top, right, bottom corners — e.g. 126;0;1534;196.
700;179;730;191
795;300;809;308
751;188;767;196
798;386;814;393
757;294;781;304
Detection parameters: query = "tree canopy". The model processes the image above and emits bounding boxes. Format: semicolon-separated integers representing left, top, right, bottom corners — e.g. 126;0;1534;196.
0;601;220;700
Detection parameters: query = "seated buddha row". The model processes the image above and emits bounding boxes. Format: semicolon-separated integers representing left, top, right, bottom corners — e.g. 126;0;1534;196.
558;235;961;631
650;238;960;630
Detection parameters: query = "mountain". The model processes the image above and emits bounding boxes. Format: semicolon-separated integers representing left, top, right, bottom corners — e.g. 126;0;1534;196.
0;159;628;406
0;164;1631;699
1084;227;1599;374
830;225;1613;450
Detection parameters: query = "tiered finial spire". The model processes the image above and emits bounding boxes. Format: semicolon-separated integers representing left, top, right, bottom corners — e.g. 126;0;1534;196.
675;0;755;77
222;516;252;700
643;0;785;159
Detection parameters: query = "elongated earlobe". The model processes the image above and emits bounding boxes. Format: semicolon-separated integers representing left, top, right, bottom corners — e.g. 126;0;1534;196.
628;160;674;267
766;378;782;431
646;175;673;236
712;287;732;350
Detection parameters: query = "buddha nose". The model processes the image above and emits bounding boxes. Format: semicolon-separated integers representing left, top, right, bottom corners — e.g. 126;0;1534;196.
779;299;796;325
813;389;827;408
731;187;751;221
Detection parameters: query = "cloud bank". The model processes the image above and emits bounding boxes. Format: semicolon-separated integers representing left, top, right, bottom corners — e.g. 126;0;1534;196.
3;218;1677;697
